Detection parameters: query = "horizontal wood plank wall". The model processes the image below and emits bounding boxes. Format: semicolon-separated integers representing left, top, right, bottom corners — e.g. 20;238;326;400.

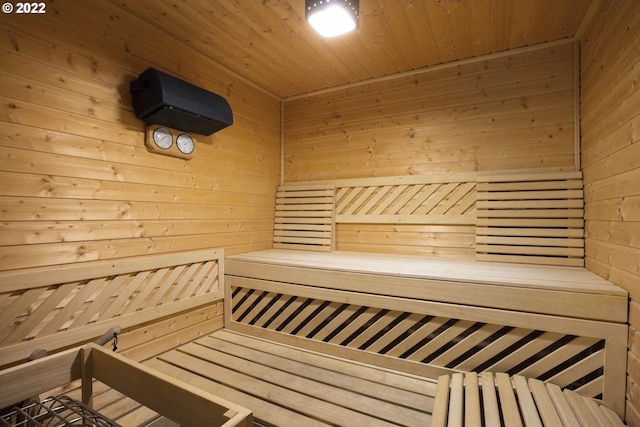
283;41;576;257
0;1;281;273
579;0;640;424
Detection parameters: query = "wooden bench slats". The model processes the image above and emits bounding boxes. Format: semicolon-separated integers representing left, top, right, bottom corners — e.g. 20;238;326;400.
449;373;464;427
180;342;420;426
160;348;403;427
433;373;626;426
528;378;564;426
476;171;583;183
496;372;524;427
204;335;428;409
274;184;336;252
480;372;502;427
145;358;331;427
214;329;435;395
513;375;543;427
546;382;582;427
600;406;628;427
432;375;451;427
475;170;585;266
464;372;482;427
564;388;600;426
148;330;434;427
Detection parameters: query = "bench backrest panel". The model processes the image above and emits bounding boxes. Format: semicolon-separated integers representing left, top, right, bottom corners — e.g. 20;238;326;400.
0;248;224;367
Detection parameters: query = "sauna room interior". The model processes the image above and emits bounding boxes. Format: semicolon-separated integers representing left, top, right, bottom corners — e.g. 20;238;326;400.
0;0;639;426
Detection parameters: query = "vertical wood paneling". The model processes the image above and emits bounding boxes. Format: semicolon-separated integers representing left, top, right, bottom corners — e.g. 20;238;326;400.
0;1;281;272
580;0;640;424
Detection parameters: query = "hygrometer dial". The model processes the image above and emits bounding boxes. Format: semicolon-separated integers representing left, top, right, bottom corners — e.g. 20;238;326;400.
176;133;194;154
152;127;173;149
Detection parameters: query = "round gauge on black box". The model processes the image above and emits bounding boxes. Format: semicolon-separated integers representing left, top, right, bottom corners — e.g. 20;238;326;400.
152;127;173;149
176;133;194;155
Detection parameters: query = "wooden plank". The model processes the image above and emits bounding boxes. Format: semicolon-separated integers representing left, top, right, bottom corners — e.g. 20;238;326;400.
476;208;583;218
157;348;402;427
476;227;584;237
181;341;426;426
213;330;436;396
464;372;482;427
528;378;563;426
476;218;584;228
448;373;464;427
197;334;431;413
495;372;523;427
546;382;581;427
431;375;451;427
477;199;583;209
512;375;543;427
476;179;583;191
476;187;583;201
337;214;476;224
476;236;585;248
0;248;223;294
226;255;627;322
145;357;329;427
88;343;251;427
0;347;81;407
599;405;627;427
476;171;582;182
563;388;601;427
480;372;501;427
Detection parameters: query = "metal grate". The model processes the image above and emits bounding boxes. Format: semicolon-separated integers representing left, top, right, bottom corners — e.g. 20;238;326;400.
1;396;121;427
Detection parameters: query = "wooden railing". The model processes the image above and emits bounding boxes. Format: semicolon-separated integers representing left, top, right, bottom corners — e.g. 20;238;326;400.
0;248;225;367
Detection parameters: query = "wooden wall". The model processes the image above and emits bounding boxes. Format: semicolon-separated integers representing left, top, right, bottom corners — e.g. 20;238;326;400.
283;41;577;257
579;0;640;424
0;1;281;273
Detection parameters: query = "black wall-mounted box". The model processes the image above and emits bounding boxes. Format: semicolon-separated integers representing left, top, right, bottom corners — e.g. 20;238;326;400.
130;68;233;136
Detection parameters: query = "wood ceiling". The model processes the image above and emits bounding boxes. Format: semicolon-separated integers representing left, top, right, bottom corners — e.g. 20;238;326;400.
115;0;594;99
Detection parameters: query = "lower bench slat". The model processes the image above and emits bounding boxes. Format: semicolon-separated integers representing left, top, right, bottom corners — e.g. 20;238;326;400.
432;372;627;426
147;330;435;427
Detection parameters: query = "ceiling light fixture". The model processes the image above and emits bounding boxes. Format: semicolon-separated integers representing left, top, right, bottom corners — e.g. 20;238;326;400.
305;0;359;38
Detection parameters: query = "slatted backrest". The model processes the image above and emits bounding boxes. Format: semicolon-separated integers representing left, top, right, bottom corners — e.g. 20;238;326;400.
431;372;626;426
476;171;584;266
333;173;477;225
0;248;224;367
274;184;336;252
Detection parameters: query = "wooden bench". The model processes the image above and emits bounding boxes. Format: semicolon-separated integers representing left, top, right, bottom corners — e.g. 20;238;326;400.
431;372;626;426
146;329;436;426
225;249;629;419
0;248;630;426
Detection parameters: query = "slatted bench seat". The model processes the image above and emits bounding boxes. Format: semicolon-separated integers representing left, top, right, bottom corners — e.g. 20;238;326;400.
431;372;626;427
145;329;437;427
0;248;630;426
